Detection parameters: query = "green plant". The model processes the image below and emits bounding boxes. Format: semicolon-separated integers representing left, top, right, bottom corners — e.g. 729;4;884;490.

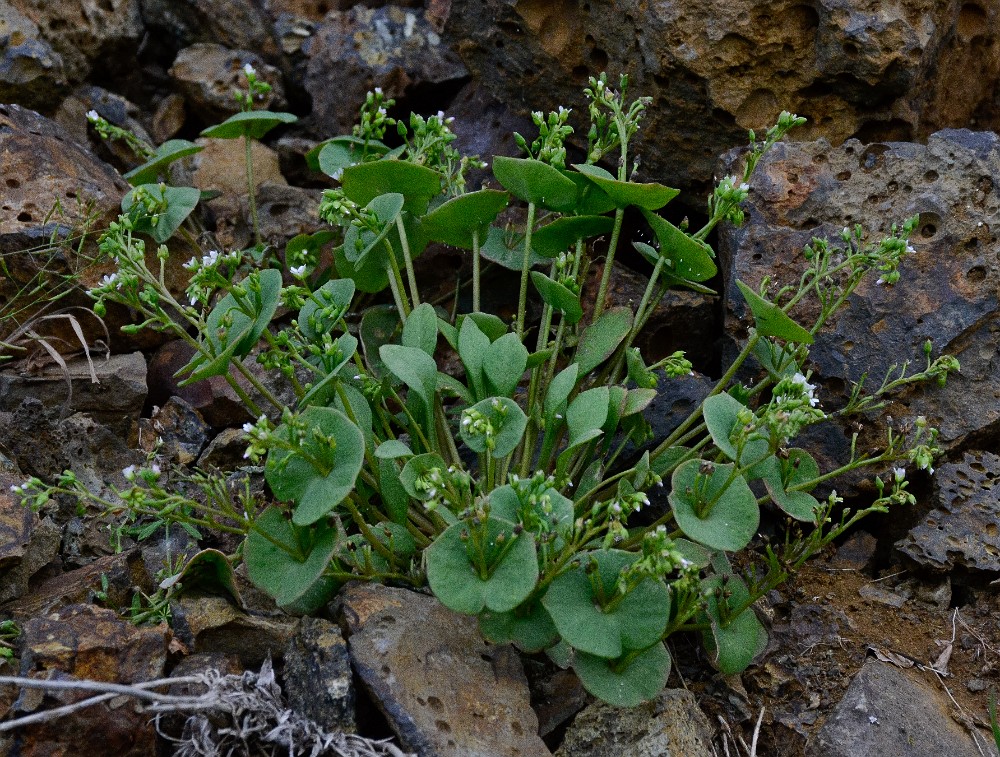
14;73;960;706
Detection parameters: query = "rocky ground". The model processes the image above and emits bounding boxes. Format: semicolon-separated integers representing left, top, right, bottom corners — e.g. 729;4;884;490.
0;0;1000;755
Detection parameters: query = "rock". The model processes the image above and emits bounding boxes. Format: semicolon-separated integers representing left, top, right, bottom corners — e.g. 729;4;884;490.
139;0;279;57
555;688;715;757
138;395;209;465
831;530;878;571
857;583;908;609
170;591;300;668
139;524;200;586
10;603;165;756
55;84;156;171
341;582;550;757
897;451;1000;572
188;136;287;197
10;0;143;83
282;616;355;732
170;43;286;124
0;4;66;110
807;660;982;757
246;183;325;251
444;1;998;197
0;351;147;432
197;427;250;470
1;549;149;620
530;668;587;739
718;130;1000;488
149;92;186;143
0;469;61;603
304;5;467;136
146;340;249;428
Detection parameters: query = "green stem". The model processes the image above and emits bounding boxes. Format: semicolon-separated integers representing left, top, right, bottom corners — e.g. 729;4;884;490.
472;229;481;312
593;207;625;320
395;216;420;308
516;202;537;339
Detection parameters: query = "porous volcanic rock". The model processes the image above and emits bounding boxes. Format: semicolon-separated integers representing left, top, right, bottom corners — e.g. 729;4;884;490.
444;0;1000;196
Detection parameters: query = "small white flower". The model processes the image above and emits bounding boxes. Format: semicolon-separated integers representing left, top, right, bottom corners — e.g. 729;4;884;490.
905;244;916;253
893;466;905;483
9;484;20;493
242;422;255;433
150;463;161;475
122;465;137;480
243;63;256;77
201;249;220;267
377;107;387;117
183;256;199;270
331;168;343;181
100;272;119;288
739;182;749;192
290;264;307;278
876;276;886;286
86;109;100;122
374;87;383;95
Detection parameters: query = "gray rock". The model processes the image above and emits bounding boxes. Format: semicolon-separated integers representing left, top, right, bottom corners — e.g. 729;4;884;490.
342;582;551;757
554;688;715;757
897;451;1000;571
444;0;996;196
54;85;156;172
0;469;60;602
283;616;355;733
0;351;147;431
0;4;65;110
246;183;324;251
138;395;209;466
304;5;467;136
807;660;982;757
718;130;1000;490
139;0;279;57
170;43;286;123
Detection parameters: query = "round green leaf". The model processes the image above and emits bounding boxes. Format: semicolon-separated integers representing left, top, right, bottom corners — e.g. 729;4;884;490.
530;216;615;258
122;184;201;243
530;271;583;324
573;642;671;707
564;171;616;215
735;279;814;344
492;156;577;211
399;452;447;500
124;139;203;185
201;110;298;140
264;406;365;526
244;507;338;608
375;439;414;459
341;159;442;214
541;550;670;659
758;448;822;521
460;397;528;458
669;459;760;552
479;602;559;653
421;189;509;248
701;392;770;468
576;307;633;375
573;163;680;210
639;209;717;282
426;518;538;614
314;135;388;176
334;242;389;293
298;279;355;341
701;575;768;674
488;484;573;537
479;225;549;271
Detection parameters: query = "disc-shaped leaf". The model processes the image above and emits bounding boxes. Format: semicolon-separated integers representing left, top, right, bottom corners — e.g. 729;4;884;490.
669;459;760;552
488;484;573;537
701;574;768;674
735;280;814;344
380;344;438;410
298;278;355;341
530;216;615;258
573;642;672;707
573;163;679;210
484;332;528;398
479;602;559;653
401;302;439;357
264;406;365;526
173;549;241;606
421;189;509;248
576;307;633;375
334;243;389;293
244;507;338;607
542;550;670;659
530;271;583;324
342;192;404;264
566;387;609;446
201;110;298;140
399;452;448;500
122;184;201;243
479;225;549;271
639;209;717;282
492;156;577;211
460;397;528;458
564;171;616;215
124;139;202;185
341;159;442;214
313;135;388;176
757;448;822;522
426;518;538;614
702;392;771;469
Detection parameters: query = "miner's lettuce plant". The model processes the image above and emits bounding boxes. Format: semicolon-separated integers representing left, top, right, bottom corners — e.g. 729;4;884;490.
18;73;960;707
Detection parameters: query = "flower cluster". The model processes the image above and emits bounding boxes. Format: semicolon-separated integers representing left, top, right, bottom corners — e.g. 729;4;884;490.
514;107;574;169
353;88;396;142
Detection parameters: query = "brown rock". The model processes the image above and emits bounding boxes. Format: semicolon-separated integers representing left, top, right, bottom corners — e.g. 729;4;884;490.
342;582;551;757
138;395;209;465
55;85;156;173
444;1;1000;198
247;183;324;251
304;5;467;136
139;0;279;57
718;130;1000;481
0;5;66;110
189;136;287;198
150;93;187;143
0;470;60;603
170;43;286;124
